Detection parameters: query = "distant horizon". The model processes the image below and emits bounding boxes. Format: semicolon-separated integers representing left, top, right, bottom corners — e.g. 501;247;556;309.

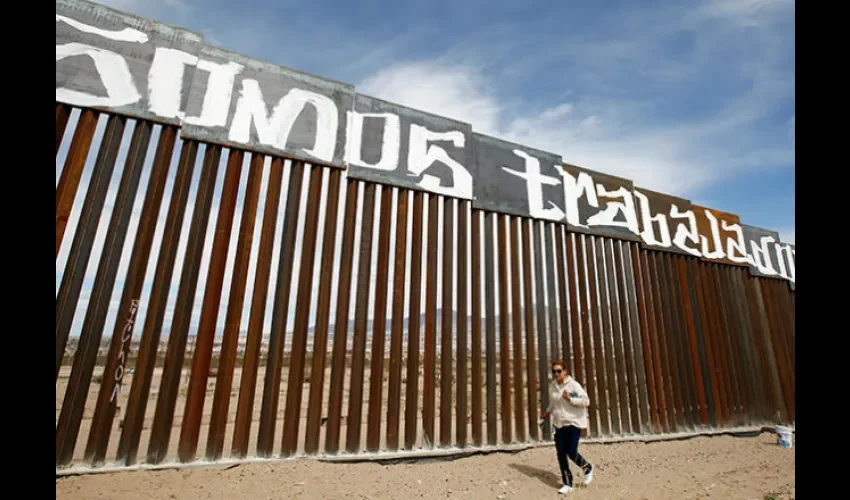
65;303;582;339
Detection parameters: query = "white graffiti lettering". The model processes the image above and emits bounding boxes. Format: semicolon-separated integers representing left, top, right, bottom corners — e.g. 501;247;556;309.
748;235;780;276
110;299;140;403
147;48;199;119
774;244;795;282
344;111;401;171
699;210;726;260
669;206;702;257
55;14;148;108
558;170;598;228
184;59;244;127
148;49;243;127
502;150;564;221
586;185;640;234
633;190;672;248
721;221;754;265
56;43;142;108
407;124;473;199
230;81;339;163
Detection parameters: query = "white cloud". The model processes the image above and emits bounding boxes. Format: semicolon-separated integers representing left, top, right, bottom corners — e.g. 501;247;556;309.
538;104;574;121
356;59;790;197
348;0;794;200
359;61;502;135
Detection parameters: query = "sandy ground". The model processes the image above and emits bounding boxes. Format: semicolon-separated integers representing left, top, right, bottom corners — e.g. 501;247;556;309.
57;432;794;499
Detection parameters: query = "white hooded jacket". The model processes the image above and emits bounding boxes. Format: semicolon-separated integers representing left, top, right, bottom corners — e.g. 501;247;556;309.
546;375;591;430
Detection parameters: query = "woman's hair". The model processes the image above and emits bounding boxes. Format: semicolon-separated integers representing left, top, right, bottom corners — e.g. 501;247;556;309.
551;359;567;371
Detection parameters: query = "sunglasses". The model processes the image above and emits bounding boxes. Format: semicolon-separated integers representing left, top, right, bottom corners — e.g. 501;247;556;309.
552;369;563;374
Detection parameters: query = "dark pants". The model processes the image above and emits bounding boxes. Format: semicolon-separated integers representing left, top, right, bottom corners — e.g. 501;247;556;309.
554;425;592;486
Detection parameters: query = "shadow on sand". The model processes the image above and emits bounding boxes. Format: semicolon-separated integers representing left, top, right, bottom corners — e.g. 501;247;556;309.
508;463;562;489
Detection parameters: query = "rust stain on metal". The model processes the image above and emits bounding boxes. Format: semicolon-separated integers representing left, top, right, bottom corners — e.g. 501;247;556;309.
744;273;785;423
719;266;753;425
586;237;610;437
85;124;178;465
345;182;377;453
57;115;138;468
56;103;72;155
611;241;641;434
456;200;470;447
661;254;692;430
206;152;265;461
677;257;709;426
565;233;585;400
304;168;344;454
56;114;125;382
146;144;222;465
496;214;512;443
691;260;720;427
178;149;244;463
622;242;653;433
596;237;623;436
759;280;794;422
403;191;425;450
470;209;484;447
700;263;731;426
117;140;199;465
256;161;305;457
281;165;326;457
365;186;394;453
56;108;99;257
574;235;599;436
533;223;552;438
232;157;284;458
439;198;455;448
649;253;678;431
325;179;360;454
422;193;440;448
739;269;773;421
639;249;668;433
607;240;635;435
710;264;744;424
520;218;539;441
483;212;498;445
386;188;410;451
668;254;699;430
553;227;572;378
509;216;525;442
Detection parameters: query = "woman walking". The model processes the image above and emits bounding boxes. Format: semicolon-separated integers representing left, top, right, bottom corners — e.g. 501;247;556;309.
540;360;594;494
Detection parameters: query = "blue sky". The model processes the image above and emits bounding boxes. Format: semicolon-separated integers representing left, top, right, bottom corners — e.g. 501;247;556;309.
57;0;794;339
100;0;794;242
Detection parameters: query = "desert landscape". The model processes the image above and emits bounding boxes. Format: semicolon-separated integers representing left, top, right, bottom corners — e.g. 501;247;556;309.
56;431;795;499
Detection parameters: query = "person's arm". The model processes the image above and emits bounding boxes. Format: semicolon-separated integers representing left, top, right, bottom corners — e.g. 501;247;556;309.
568;381;591;408
542;383;557;417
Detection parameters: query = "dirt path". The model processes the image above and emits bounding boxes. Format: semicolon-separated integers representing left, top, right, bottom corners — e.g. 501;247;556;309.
56;432;795;499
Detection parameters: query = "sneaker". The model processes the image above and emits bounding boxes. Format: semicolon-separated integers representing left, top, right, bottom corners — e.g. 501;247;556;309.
584;467;594;486
558;484;573;494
